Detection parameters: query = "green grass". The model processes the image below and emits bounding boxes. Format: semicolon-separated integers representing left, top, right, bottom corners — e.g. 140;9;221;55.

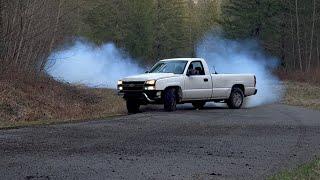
269;159;320;180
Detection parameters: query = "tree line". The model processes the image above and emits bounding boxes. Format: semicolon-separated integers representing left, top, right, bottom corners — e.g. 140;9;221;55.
0;0;81;76
80;0;220;64
0;0;319;78
222;0;320;71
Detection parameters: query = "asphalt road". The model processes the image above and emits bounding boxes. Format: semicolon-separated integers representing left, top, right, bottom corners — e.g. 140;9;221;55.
0;104;320;180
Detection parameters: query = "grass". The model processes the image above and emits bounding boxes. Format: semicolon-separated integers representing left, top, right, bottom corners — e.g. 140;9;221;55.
0;75;126;128
269;159;320;180
282;81;320;110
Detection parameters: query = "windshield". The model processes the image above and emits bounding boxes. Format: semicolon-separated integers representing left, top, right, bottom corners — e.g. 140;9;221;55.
149;61;188;74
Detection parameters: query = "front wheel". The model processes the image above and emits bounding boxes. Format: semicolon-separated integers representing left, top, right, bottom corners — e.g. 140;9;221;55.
227;88;244;109
126;99;140;114
164;88;177;112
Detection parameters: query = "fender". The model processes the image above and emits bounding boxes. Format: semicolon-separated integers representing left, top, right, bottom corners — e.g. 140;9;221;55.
155;76;184;91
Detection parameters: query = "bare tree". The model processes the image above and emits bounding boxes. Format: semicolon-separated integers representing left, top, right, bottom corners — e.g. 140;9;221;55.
308;0;316;71
289;6;296;70
48;0;63;55
0;0;3;60
295;0;303;71
0;0;78;76
317;37;320;68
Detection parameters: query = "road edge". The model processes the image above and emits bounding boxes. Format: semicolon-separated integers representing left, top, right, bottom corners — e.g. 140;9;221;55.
0;114;126;130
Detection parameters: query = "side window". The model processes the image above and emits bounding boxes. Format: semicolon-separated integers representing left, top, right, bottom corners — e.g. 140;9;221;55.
187;61;205;75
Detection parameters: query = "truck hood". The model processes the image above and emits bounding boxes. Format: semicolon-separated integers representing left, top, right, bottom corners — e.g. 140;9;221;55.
122;73;177;81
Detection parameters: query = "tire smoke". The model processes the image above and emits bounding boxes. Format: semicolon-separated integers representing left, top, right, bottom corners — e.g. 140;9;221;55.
47;35;284;107
46;40;143;88
196;34;285;107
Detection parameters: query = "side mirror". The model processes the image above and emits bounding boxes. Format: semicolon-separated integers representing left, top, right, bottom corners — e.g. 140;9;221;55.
212;66;218;74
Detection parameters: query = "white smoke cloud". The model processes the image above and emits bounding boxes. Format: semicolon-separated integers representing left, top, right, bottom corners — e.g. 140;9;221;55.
196;34;284;107
47;35;284;108
46;40;143;88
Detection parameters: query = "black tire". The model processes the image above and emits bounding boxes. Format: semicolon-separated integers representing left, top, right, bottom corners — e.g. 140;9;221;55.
164;88;177;112
192;102;206;109
227;87;244;109
126;99;140;114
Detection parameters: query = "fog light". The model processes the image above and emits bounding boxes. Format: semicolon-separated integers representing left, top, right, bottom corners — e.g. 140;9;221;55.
156;91;161;97
145;86;155;90
119;86;123;90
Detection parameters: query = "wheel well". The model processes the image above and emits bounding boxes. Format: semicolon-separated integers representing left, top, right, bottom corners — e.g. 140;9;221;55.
164;86;183;102
232;84;245;93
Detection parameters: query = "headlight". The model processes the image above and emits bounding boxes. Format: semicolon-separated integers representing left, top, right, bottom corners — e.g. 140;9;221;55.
117;80;123;85
145;86;155;90
145;80;156;85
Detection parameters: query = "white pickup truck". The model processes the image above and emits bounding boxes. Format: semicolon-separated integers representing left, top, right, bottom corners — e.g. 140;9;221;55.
118;58;257;113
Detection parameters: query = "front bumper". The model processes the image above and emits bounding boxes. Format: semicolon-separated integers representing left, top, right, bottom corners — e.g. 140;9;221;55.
118;90;162;103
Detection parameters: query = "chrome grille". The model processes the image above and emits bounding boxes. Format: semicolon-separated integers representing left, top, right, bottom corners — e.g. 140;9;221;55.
122;81;145;91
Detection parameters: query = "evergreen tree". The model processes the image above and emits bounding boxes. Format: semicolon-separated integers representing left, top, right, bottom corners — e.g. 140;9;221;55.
221;0;286;64
222;0;283;39
152;0;190;62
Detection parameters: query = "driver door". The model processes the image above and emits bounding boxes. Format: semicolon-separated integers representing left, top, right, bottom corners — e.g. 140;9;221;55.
184;61;212;100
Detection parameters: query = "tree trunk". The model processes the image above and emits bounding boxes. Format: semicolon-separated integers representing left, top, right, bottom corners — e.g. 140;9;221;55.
317;37;319;68
18;1;36;70
0;0;3;37
48;0;63;55
308;0;316;71
0;0;3;60
155;0;161;61
76;0;81;34
295;0;303;71
10;2;25;67
14;0;33;67
304;31;308;68
290;9;296;70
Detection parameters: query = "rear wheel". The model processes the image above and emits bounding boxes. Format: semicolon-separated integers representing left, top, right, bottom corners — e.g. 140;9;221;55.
192;102;206;109
164;88;177;112
126;99;140;114
227;87;244;109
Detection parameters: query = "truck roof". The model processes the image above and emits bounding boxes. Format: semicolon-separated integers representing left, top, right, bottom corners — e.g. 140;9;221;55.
160;58;205;62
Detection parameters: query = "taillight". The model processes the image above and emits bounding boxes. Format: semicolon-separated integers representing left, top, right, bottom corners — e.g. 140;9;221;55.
254;76;256;87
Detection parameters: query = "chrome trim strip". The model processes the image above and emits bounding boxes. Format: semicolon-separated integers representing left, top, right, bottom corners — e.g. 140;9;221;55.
143;93;155;102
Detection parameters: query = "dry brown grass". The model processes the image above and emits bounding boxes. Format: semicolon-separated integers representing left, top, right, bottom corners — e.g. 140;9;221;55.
277;68;320;85
277;69;320;110
283;81;320;110
0;74;125;127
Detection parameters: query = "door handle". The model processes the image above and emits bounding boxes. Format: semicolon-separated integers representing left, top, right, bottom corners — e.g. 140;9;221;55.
204;78;208;82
